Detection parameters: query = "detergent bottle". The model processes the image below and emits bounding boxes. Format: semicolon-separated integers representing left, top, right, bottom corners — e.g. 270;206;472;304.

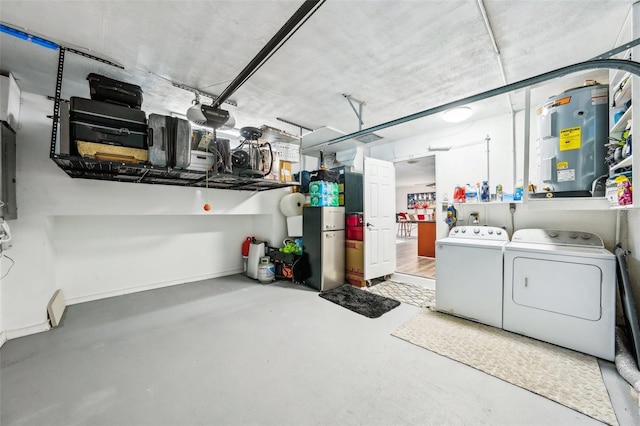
453;186;466;203
480;181;490;202
465;183;478;203
514;185;524;201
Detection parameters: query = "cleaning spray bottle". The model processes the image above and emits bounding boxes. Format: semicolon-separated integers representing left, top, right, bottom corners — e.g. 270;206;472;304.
465;183;478;203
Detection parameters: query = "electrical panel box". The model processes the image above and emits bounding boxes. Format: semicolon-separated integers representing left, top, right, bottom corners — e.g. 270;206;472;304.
0;73;21;132
1;121;17;219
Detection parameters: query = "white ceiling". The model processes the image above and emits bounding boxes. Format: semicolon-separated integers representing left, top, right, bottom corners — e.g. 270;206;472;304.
0;0;634;186
395;155;436;188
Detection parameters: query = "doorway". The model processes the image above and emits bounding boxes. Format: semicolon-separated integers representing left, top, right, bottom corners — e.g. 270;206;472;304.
394;155;436;279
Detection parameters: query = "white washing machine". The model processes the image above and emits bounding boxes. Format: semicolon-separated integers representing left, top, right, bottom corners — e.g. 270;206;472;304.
435;226;509;328
503;229;616;361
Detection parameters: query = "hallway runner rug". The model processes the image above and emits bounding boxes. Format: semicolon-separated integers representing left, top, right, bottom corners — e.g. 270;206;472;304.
392;308;618;426
319;285;400;318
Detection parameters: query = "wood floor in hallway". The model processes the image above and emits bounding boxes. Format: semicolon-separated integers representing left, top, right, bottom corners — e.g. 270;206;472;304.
396;236;436;278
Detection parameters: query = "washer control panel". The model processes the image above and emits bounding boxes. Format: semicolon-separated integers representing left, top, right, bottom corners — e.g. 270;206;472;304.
448;226;509;241
511;229;604;248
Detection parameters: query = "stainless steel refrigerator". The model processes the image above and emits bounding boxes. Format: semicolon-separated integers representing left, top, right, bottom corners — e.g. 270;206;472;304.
303;206;345;291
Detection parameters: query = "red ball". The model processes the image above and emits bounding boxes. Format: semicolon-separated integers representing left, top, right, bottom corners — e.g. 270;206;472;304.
203;203;211;211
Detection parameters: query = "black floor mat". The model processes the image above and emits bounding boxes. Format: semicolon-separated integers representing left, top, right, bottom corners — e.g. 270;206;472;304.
319;284;400;318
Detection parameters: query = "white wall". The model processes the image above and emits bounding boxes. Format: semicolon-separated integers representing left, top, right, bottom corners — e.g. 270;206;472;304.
452;202;618;246
624;213;640;316
0;92;289;338
370;109;618;248
372;113;517;238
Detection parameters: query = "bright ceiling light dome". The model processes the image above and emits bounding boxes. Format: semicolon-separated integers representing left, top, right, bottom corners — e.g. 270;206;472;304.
442;107;473;123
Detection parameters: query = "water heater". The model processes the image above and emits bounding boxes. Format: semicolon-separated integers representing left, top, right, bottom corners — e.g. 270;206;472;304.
536;84;609;197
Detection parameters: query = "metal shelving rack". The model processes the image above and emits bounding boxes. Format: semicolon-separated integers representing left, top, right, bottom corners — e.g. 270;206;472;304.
50;154;297;191
48;48;298;192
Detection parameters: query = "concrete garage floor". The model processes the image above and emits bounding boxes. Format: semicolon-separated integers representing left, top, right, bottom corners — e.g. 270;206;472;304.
1;275;638;426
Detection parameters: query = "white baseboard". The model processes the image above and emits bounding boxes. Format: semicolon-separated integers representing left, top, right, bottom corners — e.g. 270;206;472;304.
66;269;244;305
0;271;243;342
5;322;51;340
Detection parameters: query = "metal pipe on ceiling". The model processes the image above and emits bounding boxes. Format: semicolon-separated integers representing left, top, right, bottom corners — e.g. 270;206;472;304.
211;0;325;109
326;57;640;146
477;0;500;56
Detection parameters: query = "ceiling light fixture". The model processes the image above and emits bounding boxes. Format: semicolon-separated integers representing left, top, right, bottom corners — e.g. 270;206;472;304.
354;132;383;143
442;106;473;123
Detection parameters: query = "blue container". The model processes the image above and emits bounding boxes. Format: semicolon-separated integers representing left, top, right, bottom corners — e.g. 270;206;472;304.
480;181;490;202
514;186;524;201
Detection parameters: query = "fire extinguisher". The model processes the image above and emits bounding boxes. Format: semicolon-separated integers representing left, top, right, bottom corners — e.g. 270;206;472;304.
242;237;252;257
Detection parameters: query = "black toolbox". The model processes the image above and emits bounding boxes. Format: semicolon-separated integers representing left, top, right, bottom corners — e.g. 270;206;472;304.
87;73;143;109
69;97;147;154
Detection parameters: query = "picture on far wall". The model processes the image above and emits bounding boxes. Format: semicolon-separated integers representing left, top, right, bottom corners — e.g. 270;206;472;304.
407;192;435;209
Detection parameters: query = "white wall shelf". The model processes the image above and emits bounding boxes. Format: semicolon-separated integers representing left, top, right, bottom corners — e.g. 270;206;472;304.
523;197;611;211
608;44;635;209
610;155;633;174
610;106;632;133
451;200;523;206
611;203;636;210
612;72;632;105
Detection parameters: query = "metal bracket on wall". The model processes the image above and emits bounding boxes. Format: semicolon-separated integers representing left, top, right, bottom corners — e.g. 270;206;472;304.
48;46;126;158
339;94;384;143
343;94;365;131
49;47;65;158
589;37;640;60
171;81;237;107
276;117;313;137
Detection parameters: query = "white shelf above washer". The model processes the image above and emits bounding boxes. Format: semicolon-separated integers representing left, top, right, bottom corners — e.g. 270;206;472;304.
523;197;611;211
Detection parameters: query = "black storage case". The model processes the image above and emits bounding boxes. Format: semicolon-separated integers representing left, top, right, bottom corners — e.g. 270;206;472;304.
69;97;147;152
148;113;191;168
87;73;143;109
331;166;363;213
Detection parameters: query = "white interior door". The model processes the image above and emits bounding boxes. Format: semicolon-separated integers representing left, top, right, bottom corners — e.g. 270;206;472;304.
364;157;396;280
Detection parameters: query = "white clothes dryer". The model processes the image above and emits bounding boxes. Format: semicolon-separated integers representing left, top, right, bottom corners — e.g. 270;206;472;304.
503;229;616;361
435;226;509;328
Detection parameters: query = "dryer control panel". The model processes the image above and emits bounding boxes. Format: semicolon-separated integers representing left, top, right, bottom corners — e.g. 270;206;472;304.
448;226;509;241
511;229;604;248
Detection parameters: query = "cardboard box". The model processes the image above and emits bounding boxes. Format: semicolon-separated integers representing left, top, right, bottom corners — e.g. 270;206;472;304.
345;239;364;275
279;160;292;181
346;271;366;288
